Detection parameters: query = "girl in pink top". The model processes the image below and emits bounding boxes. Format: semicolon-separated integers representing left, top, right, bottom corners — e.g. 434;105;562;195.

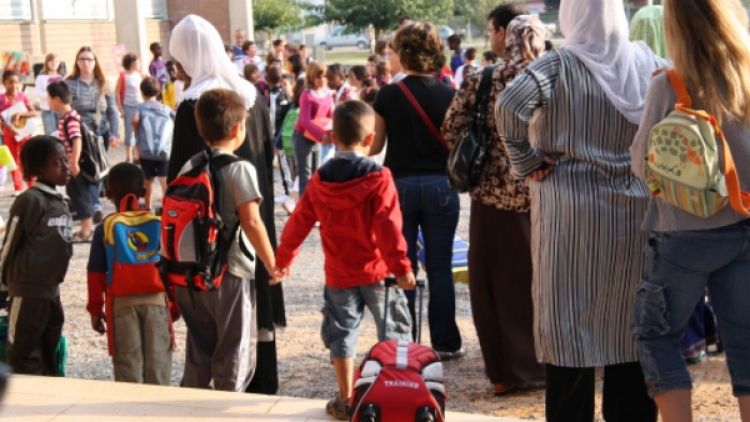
294;62;334;195
0;70;38;193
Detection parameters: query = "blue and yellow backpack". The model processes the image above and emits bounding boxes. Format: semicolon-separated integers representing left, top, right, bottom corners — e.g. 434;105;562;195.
102;194;164;297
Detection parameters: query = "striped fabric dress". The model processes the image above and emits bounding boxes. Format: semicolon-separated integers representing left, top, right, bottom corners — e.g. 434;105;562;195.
497;49;650;367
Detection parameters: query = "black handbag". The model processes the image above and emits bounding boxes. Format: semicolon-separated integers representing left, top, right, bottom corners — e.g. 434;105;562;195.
447;66;495;192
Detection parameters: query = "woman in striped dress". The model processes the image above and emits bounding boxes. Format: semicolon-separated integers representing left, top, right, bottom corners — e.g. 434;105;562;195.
497;0;664;420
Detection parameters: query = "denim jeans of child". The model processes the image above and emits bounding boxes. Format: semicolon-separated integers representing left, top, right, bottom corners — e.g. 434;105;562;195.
41;110;59;136
394;174;462;352
321;282;412;360
122;104;139;147
634;220;750;397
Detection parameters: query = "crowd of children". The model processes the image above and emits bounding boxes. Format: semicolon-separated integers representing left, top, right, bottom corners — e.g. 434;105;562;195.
0;15;437;420
0;10;529;417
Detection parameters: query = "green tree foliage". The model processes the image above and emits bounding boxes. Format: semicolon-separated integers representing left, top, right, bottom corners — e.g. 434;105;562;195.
254;0;304;36
323;0;454;36
454;0;497;30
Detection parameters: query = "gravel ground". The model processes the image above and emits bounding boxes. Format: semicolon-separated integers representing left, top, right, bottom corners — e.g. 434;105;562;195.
3;148;739;421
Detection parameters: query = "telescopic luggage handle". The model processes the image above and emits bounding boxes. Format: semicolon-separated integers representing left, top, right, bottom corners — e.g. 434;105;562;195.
382;277;426;344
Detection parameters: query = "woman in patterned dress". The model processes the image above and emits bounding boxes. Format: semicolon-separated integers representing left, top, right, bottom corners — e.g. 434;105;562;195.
441;7;545;395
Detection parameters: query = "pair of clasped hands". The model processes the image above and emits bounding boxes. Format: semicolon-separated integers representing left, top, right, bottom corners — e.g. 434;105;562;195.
270;268;418;290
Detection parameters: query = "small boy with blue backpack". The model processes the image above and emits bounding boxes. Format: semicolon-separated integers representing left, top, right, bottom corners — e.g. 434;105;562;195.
131;76;173;211
86;162;177;385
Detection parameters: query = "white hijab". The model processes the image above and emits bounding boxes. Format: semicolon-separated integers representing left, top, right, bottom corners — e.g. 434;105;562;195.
560;0;666;124
169;14;256;108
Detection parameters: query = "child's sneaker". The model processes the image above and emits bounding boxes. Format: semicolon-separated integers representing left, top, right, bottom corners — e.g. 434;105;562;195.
325;396;349;421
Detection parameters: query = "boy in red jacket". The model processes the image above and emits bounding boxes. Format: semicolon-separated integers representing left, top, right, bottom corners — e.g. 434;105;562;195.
274;100;416;420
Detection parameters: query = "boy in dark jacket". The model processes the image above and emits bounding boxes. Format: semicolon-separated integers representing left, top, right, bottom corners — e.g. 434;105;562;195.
274;101;415;420
0;136;72;375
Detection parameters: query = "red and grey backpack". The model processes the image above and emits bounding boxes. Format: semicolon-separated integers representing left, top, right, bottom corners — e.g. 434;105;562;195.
350;280;445;422
159;150;247;293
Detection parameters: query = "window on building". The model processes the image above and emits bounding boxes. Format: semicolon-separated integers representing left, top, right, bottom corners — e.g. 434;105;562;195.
41;0;112;20
144;0;166;19
0;0;32;21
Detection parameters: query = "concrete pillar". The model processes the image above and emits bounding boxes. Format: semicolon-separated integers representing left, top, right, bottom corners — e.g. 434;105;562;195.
113;0;149;70
228;0;254;42
32;0;46;56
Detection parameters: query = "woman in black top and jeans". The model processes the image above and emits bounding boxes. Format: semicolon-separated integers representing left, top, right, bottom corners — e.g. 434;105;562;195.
371;22;462;359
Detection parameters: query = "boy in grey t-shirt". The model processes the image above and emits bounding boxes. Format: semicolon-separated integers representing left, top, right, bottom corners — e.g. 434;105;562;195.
174;88;276;392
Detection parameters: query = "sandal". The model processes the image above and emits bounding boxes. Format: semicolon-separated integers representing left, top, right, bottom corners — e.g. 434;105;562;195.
325;397;350;421
494;382;545;396
72;231;93;243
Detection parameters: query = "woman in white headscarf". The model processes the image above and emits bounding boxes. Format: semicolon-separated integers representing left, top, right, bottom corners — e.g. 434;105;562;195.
168;14;285;394
497;0;666;420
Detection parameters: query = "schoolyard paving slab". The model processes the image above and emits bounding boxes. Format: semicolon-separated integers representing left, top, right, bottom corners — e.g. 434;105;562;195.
0;375;526;421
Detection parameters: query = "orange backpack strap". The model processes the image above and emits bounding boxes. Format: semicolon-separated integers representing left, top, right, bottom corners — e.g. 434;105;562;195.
718;128;750;216
666;69;693;107
667;68;750;216
118;193;140;212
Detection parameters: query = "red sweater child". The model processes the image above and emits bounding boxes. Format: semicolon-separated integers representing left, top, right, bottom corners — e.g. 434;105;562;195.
276;153;412;287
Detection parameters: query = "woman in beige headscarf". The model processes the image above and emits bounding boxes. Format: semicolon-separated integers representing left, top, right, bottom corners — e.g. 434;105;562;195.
498;0;666;419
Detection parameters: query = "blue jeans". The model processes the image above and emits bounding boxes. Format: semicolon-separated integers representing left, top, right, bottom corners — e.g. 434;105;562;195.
321;282;412;360
634;220;750;397
395;174;461;352
292;131;319;197
320;142;336;165
122;104;139;147
41;110;59;135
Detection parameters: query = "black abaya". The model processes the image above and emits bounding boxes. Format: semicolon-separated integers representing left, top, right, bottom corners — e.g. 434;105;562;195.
168;97;286;394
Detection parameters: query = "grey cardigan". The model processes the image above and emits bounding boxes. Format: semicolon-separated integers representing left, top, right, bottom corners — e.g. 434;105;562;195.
630;71;750;232
65;77;120;138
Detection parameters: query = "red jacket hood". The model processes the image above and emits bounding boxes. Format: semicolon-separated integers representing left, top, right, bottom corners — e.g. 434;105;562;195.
309;168;391;210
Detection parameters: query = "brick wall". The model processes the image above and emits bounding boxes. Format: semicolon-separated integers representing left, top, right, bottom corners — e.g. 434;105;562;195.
43;21;119;77
1;19;172;81
0;22;41;57
0;0;234;79
145;19;172;58
166;0;231;44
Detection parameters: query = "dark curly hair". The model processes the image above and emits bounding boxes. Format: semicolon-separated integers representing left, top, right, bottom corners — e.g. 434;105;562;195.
20;136;65;182
391;22;444;74
106;162;145;207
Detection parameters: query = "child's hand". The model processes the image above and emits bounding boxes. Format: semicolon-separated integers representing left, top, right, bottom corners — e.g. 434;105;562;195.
271;267;289;284
90;314;106;334
70;162;80;177
396;272;416;290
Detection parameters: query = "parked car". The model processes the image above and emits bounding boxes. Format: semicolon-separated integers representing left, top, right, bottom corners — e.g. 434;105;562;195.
319;26;369;50
438;25;454;40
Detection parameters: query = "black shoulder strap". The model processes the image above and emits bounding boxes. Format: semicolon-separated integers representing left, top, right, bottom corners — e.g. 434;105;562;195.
470;66;496;130
209;152;242;171
206;149;246;215
475;66;496;114
206;150;255;261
